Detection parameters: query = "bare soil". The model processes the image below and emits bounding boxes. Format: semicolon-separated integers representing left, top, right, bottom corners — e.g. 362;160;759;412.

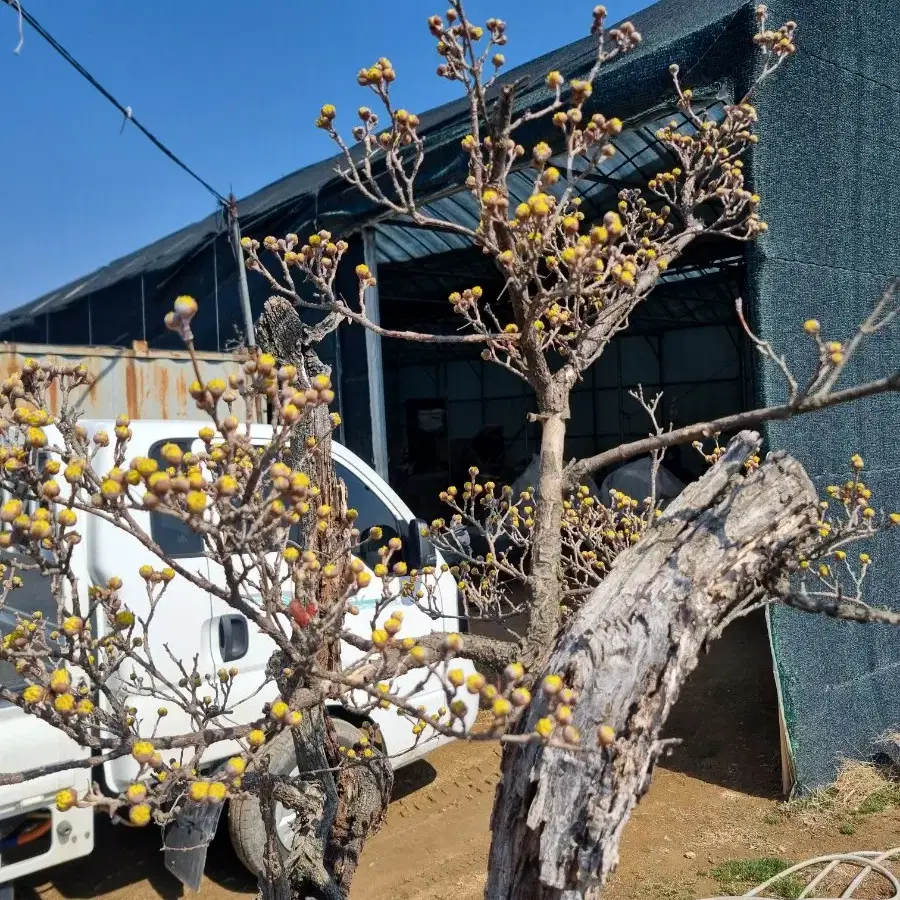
17;614;900;900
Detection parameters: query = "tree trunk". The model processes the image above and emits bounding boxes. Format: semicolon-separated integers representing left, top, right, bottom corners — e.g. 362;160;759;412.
486;433;818;900
257;298;393;899
522;411;568;669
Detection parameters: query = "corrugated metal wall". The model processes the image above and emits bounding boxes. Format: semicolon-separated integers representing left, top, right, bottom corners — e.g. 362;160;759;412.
0;341;245;421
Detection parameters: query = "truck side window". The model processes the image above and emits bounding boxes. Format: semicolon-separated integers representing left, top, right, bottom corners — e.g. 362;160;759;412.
148;440;204;558
0;554;59;689
335;461;403;569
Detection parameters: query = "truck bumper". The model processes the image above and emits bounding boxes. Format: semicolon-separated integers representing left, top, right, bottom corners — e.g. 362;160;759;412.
0;705;94;884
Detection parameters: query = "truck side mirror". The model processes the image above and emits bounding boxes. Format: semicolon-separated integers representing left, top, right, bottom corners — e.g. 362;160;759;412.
406;518;437;572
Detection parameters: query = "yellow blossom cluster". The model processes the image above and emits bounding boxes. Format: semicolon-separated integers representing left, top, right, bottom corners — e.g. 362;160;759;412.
559;484;659;603
355;57;397;88
56;741;252;826
337;723;379;760
795;454;900;587
531;672;584;745
17;663;94;719
244;230;350;290
652;102;766;239
429;10;508;82
753;11;797;58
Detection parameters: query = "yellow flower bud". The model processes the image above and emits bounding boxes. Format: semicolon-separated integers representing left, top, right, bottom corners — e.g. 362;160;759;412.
466;673;486;694
62;616;83;636
132;741;155;764
22;684;46;704
511;687;532;707
126;783;147;804
49;668;71;693
597;724;616;747
186;491;207;514
372;628;389;649
174;295;198;320
444;632;464;653
56;788;77;812
129;803;152;826
225;757;246;777
114;610;135;630
542;674;563;695
189;781;210;802
535;717;555;739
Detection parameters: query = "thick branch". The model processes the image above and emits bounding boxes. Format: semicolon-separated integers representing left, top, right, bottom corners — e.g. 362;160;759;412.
338;629;519;679
565;371;900;487
774;579;900;626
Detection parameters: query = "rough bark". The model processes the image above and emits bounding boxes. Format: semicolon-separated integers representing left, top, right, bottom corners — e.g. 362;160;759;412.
259;760;292;900
486;432;818;900
323;736;393;894
257;298;393;899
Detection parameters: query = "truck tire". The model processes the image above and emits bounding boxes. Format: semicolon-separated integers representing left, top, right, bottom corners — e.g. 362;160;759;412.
228;716;363;876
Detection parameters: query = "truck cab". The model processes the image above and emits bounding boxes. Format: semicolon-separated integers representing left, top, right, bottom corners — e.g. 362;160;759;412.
0;421;478;887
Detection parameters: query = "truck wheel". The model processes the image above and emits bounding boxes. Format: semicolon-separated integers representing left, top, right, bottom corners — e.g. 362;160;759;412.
228;716;363;876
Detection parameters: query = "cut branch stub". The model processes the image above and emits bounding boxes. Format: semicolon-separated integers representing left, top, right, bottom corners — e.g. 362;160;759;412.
486;432;819;900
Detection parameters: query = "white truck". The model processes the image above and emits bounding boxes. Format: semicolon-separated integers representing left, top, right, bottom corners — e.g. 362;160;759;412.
0;420;478;891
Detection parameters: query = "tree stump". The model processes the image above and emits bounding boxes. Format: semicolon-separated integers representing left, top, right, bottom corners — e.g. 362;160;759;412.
486;433;818;900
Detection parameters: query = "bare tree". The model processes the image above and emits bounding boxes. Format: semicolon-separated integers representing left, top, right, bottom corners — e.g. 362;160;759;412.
3;4;900;900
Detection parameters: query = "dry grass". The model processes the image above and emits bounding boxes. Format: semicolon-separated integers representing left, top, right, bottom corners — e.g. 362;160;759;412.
778;760;900;829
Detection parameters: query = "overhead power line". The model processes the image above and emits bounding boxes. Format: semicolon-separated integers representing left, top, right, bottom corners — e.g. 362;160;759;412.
3;0;229;207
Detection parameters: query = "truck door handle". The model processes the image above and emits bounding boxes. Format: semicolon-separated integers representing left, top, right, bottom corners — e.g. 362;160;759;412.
218;614;248;662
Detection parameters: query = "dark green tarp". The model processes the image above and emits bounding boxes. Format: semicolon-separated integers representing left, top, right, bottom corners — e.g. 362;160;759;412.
751;0;900;791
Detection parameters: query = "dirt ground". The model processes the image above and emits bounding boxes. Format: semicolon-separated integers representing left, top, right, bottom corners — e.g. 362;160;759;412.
16;613;900;900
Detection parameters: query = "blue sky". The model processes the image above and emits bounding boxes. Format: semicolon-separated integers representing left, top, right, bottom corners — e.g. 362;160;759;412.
1;0;649;313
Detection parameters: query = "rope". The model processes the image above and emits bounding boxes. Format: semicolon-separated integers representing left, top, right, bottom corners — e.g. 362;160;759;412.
1;0;228;207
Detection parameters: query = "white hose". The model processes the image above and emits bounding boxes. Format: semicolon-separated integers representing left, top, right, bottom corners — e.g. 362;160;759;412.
700;848;900;900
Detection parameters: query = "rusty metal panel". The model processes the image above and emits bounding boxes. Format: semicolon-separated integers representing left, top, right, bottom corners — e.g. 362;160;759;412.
0;342;247;421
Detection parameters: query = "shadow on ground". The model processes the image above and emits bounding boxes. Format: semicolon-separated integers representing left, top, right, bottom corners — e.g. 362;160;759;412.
17;760;439;900
662;610;782;799
17;815;187;900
